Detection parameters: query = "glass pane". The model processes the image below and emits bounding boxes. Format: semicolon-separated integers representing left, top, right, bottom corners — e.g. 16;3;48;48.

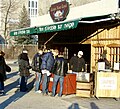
35;9;37;15
29;1;30;7
36;1;37;8
32;1;34;7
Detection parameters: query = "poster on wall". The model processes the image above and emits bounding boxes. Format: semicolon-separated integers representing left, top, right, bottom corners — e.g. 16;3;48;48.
114;62;119;71
99;77;117;90
98;62;105;71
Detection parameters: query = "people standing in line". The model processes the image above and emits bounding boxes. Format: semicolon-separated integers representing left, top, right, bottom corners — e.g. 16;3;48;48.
41;49;57;95
51;52;68;97
18;49;31;92
0;51;7;95
69;51;86;74
31;48;43;93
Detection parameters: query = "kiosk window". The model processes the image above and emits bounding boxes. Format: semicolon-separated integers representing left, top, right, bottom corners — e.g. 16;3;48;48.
109;47;120;67
94;46;104;64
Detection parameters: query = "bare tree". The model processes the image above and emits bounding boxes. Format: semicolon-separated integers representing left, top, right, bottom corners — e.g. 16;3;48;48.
1;0;20;43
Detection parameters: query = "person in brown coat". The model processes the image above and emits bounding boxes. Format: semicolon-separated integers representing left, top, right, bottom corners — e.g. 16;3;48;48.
18;49;30;92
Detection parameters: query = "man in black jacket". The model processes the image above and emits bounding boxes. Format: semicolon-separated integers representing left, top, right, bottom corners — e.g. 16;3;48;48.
69;51;86;73
31;48;43;93
51;52;68;97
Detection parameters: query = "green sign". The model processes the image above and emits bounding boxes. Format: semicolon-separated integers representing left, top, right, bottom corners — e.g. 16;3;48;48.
37;20;79;33
10;27;36;36
10;20;79;36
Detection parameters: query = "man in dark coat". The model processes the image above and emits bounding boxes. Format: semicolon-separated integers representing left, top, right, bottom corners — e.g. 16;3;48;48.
51;52;68;97
31;48;43;93
69;51;86;73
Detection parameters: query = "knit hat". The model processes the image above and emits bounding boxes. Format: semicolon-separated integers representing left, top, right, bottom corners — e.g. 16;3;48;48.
22;49;28;53
78;51;83;56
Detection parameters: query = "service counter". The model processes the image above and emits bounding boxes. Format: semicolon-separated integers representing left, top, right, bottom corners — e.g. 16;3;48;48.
95;71;120;99
40;73;76;95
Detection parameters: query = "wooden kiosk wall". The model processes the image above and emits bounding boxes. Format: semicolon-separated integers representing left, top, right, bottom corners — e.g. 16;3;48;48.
90;22;120;72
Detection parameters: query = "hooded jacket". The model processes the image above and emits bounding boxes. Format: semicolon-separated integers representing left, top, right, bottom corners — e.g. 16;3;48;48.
18;53;30;77
41;51;54;72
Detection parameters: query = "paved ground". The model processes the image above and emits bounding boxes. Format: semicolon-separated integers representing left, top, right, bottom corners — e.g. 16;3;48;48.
0;59;120;109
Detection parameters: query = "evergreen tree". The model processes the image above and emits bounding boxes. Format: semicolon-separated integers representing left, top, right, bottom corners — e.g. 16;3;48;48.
18;5;30;29
15;5;34;44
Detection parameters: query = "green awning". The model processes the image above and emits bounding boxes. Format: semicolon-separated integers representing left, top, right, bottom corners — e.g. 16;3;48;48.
10;20;79;36
10;27;36;36
9;15;113;36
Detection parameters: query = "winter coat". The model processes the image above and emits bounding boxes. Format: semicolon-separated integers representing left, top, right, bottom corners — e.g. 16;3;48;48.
18;53;30;77
69;56;86;72
52;57;68;76
41;52;54;72
0;56;7;81
31;53;42;72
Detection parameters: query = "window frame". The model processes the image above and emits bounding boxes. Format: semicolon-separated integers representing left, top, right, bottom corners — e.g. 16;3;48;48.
28;0;38;18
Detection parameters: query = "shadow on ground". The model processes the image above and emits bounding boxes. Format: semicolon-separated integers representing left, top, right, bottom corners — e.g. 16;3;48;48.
5;71;33;93
68;103;80;109
6;71;19;79
90;102;99;109
0;73;35;109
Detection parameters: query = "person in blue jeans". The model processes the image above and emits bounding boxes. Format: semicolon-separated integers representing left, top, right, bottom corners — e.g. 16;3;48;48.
52;53;68;97
31;48;43;93
41;49;58;95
